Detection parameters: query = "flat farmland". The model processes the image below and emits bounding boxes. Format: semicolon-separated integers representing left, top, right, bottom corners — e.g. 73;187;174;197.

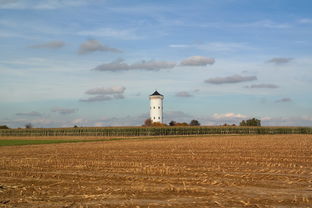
0;135;312;207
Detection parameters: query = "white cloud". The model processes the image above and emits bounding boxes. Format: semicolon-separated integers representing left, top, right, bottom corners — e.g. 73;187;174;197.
164;111;193;123
212;113;247;120
199;42;252;52
205;75;257;84
170;42;252;52
169;44;189;48
267;57;293;65
85;86;125;95
80;86;126;102
299;18;312;24
0;0;91;10
0;30;22;38
0;0;24;9
4;112;312;128
80;95;117;102
92;56;215;72
131;60;176;71
94;122;104;127
275;98;292;103
51;107;78;115
29;41;65;49
245;84;279;89
71;118;86;125
197;113;250;125
259;116;312;126
16;111;42;117
180;56;215;66
78;39;122;54
175;91;193;97
235;20;291;29
92;59;176;72
92;59;128;72
78;28;142;40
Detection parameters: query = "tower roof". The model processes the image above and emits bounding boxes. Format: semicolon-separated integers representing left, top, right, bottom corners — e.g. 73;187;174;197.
150;90;163;96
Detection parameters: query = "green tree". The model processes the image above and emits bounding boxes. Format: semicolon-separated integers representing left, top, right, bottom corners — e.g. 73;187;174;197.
143;119;153;127
240;118;261;126
25;123;33;129
190;120;200;126
240;120;246;126
0;125;9;129
169;121;176;126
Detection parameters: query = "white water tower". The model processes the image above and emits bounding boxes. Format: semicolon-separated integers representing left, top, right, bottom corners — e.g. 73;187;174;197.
149;91;164;123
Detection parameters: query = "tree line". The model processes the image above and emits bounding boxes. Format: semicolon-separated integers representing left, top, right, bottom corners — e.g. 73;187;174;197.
143;119;200;127
143;118;261;127
0;118;261;129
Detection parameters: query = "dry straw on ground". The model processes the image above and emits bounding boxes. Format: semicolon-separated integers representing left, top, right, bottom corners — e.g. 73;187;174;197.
0;135;312;207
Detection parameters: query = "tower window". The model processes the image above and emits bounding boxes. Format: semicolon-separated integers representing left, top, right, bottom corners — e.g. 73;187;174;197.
158;106;160;109
153;117;155;119
153;106;155;109
158;117;160;119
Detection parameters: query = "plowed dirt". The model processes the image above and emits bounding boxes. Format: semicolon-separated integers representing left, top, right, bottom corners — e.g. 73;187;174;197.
1;135;311;207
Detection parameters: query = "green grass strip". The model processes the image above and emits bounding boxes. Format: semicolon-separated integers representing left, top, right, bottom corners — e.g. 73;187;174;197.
0;134;252;146
0;137;153;146
0;139;84;146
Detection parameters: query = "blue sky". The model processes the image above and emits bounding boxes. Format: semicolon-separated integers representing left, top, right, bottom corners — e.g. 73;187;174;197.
1;0;312;127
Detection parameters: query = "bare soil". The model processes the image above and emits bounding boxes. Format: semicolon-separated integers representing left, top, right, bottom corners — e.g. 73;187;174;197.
0;135;312;207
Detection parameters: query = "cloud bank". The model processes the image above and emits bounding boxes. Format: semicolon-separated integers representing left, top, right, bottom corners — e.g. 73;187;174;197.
29;41;65;49
78;40;122;54
0;0;90;10
211;113;247;120
16;111;42;117
180;56;215;66
80;86;126;102
267;57;293;65
275;98;292;103
169;42;251;52
299;18;312;24
175;91;193;97
205;75;257;84
92;59;176;72
51;107;78;115
93;56;215;72
78;28;141;40
245;84;279;89
4;113;312;128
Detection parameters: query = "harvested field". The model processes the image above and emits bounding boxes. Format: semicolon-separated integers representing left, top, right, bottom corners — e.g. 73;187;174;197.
0;136;109;141
0;135;312;207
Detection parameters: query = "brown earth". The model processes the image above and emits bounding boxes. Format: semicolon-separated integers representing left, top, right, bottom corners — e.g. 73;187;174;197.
0;135;312;207
0;136;113;140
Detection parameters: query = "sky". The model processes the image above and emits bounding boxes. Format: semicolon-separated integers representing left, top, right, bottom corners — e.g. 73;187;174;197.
1;0;312;128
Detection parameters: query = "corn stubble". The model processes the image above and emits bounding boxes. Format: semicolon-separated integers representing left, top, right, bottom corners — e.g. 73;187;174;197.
0;135;312;207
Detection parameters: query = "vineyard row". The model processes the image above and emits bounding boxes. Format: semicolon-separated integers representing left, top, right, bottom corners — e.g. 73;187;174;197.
0;126;311;137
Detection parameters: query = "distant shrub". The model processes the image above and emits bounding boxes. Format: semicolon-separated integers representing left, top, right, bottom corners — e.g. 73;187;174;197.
0;125;9;129
174;122;189;126
222;123;236;126
169;121;176;126
240;118;261;127
143;119;166;127
143;119;153;127
25;123;33;129
190;120;200;126
151;122;167;127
